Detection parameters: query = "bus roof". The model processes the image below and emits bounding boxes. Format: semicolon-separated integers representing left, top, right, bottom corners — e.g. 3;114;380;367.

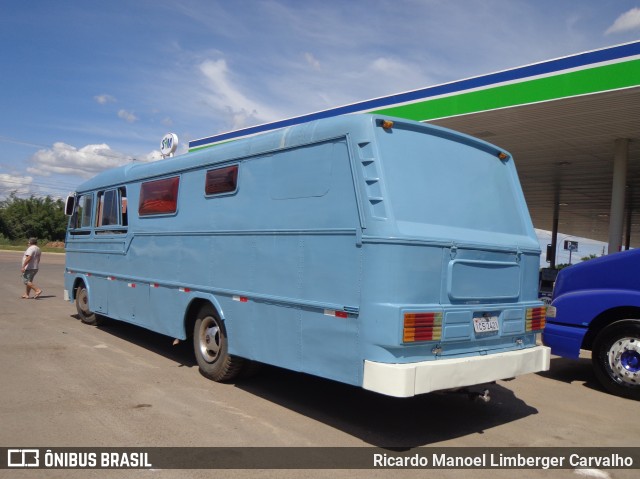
75;114;508;193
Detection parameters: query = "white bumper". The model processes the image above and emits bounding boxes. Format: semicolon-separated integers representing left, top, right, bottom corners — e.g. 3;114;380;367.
363;345;551;397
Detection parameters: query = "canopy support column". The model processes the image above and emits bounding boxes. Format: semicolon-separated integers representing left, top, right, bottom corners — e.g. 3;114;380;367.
608;139;629;254
625;203;632;250
550;198;559;268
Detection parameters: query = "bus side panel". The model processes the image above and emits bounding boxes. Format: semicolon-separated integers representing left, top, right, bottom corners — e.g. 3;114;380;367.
108;279;149;326
208;235;257;295
301;308;361;386
67;135;364;381
149;286;191;339
218;140;362;376
122;234;181;333
220;233;362;381
249;303;303;370
91;274;110;314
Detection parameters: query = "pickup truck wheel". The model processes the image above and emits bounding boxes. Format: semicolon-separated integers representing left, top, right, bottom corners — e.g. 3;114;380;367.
193;305;243;382
592;320;640;400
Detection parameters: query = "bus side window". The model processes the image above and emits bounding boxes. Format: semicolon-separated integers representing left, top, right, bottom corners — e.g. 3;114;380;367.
120;187;128;226
70;194;93;235
205;165;238;196
96;187;128;233
139;176;180;216
98;190;117;226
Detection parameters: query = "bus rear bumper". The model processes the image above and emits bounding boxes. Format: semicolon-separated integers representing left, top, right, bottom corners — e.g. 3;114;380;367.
363;345;551;397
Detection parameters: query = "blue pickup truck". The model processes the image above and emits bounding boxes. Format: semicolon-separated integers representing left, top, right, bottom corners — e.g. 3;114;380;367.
544;249;640;400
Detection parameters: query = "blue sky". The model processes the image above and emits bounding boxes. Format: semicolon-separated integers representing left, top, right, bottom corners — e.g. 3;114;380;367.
1;0;639;200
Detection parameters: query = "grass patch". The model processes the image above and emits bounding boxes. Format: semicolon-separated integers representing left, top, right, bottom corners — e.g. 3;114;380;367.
0;238;65;254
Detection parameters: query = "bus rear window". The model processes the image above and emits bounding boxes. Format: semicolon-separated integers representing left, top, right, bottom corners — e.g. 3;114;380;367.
139;176;180;216
205;165;238;196
376;127;526;236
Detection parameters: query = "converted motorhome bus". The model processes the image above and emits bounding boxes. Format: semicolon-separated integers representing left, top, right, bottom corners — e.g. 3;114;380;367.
64;114;550;397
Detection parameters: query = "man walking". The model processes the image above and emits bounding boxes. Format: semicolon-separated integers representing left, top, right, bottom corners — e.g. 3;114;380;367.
21;237;42;299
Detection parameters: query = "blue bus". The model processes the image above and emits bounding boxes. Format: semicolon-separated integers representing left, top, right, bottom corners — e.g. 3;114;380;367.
64;114;549;397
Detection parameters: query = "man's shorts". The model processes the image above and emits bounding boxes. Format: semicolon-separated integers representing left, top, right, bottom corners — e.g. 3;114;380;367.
22;269;38;284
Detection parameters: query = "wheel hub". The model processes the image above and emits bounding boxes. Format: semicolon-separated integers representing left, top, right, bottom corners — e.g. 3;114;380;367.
620;350;640;372
608;338;640;386
199;319;220;363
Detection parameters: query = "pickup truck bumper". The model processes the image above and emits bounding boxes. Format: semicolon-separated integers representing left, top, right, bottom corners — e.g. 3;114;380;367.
543;321;587;359
363;345;551;397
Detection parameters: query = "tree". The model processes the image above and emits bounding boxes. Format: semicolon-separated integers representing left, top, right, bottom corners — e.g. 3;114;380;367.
0;193;67;241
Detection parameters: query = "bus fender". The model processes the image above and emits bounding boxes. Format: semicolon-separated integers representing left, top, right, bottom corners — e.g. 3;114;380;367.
182;293;226;337
72;274;92;301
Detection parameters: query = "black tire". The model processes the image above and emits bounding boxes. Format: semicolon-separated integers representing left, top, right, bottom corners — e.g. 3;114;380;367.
592;320;640;400
75;283;102;326
193;305;243;382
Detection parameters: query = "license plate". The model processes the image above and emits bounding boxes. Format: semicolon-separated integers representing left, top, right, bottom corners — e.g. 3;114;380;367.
473;314;499;334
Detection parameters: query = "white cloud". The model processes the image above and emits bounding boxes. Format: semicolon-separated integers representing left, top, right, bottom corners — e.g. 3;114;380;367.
0;173;33;196
198;58;280;129
29;142;133;179
94;94;116;104
370;57;397;73
605;7;640;34
367;57;426;85
304;52;321;71
143;150;164;162
118;109;138;123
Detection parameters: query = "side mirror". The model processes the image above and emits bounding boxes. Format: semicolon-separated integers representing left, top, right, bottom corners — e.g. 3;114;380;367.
65;195;76;216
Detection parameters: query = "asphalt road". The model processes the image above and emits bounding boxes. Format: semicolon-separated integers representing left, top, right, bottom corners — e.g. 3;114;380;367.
0;250;637;479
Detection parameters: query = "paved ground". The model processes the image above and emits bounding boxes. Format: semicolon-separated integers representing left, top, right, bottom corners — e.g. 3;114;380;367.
0;250;637;479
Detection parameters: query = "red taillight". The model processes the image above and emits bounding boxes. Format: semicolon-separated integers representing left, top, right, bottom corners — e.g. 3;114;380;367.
403;312;442;343
526;306;546;331
324;309;348;318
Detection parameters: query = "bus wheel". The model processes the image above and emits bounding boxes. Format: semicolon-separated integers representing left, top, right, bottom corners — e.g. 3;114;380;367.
193;305;243;382
592;320;640;400
75;284;102;326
